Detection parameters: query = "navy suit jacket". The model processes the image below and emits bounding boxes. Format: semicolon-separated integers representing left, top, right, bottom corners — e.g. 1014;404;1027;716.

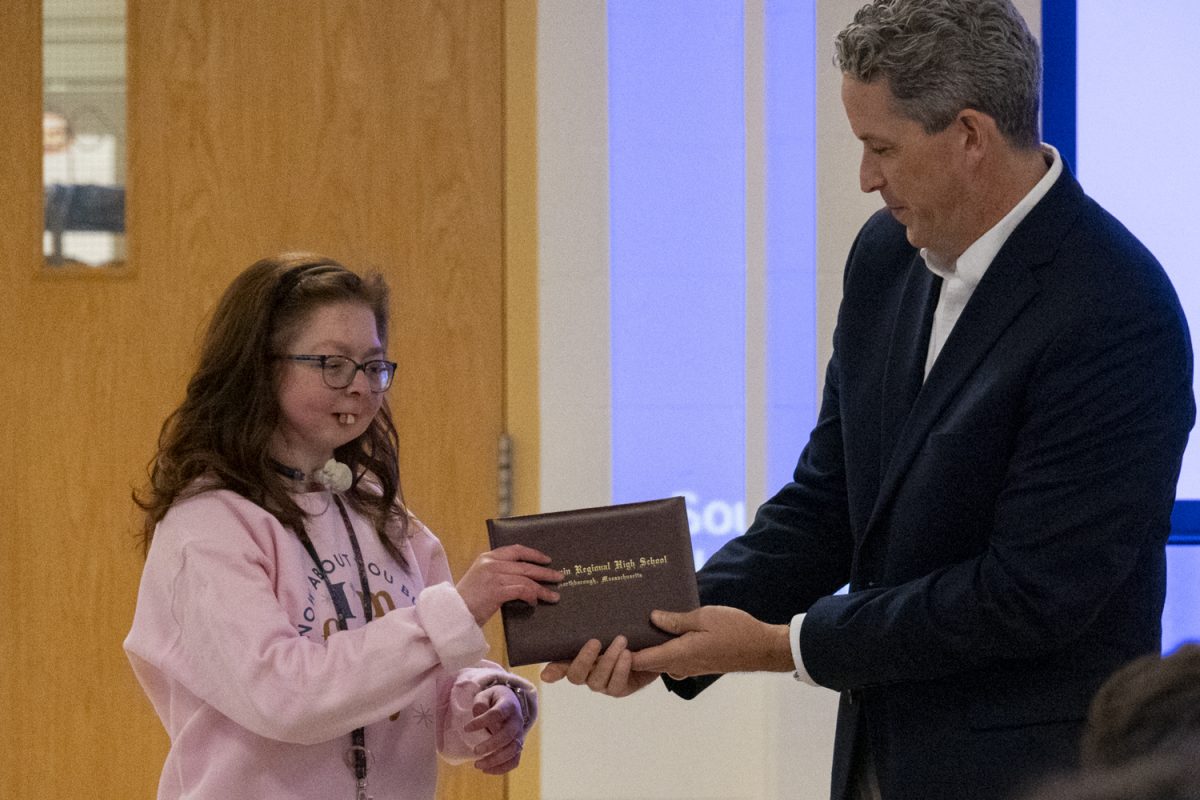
668;167;1195;800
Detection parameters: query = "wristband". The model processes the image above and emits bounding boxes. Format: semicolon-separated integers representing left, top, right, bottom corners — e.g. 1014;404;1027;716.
509;684;532;728
488;678;533;728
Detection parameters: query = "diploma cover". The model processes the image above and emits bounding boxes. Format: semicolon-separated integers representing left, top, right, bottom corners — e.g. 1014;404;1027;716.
486;497;700;666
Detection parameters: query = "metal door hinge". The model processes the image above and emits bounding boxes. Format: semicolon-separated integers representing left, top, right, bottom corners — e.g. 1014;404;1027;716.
498;432;513;518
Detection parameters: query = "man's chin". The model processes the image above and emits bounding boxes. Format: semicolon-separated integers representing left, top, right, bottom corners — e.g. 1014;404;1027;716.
890;206;915;230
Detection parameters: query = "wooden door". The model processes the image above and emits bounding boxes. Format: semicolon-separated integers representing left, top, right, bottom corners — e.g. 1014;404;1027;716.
0;2;510;798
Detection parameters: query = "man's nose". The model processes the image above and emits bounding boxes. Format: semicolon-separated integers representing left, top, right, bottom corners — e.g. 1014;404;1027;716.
860;153;884;194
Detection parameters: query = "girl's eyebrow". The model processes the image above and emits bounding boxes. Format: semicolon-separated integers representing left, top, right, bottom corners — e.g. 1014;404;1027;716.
306;340;385;356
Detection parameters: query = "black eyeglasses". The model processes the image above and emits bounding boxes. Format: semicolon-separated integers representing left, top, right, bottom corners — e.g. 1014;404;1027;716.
277;354;397;392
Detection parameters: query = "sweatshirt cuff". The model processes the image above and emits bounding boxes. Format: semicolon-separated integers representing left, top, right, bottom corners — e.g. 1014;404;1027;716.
415;582;489;671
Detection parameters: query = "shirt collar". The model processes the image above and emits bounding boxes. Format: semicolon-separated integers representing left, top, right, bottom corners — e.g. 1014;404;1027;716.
922;144;1063;286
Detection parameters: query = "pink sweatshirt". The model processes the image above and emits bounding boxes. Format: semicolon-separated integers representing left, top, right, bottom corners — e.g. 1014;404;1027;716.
124;488;535;800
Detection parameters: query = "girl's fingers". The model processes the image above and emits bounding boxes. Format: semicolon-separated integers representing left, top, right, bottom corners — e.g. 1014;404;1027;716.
491;544;553;564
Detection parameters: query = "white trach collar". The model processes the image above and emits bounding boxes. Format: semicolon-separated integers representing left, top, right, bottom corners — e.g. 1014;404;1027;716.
314;459;354;492
271;458;354;493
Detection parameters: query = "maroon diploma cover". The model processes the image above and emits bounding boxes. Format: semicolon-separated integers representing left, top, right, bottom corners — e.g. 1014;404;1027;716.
486;497;700;666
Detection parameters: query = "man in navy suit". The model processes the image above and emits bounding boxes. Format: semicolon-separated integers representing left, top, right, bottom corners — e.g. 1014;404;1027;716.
543;1;1194;798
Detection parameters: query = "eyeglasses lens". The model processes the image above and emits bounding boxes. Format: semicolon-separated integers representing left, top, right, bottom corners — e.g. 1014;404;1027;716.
321;356;392;391
323;356;356;388
364;363;393;391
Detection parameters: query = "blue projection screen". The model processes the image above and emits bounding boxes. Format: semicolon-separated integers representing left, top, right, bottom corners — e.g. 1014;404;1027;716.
607;2;817;567
608;2;748;567
1074;0;1199;651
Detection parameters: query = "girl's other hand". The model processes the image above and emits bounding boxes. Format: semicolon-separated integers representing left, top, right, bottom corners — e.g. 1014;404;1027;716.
464;684;529;774
456;545;562;625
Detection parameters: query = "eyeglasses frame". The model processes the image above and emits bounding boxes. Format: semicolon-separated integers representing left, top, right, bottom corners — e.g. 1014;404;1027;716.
276;354;398;392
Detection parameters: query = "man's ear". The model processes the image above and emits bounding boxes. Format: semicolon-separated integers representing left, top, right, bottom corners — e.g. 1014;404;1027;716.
955;108;999;165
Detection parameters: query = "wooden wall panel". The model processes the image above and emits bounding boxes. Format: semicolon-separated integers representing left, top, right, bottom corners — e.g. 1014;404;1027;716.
504;3;544;799
1;3;509;798
0;4;47;793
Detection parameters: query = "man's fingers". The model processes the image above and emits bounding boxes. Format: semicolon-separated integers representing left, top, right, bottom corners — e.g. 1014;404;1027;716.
629;636;692;675
565;639;603;685
541;661;569;682
543;645;659;695
587;635;628;692
609;648;635;697
650;608;702;634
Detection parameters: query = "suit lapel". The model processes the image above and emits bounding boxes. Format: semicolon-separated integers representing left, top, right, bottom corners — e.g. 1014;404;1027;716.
879;258;940;478
885;253;1039;491
866;166;1086;537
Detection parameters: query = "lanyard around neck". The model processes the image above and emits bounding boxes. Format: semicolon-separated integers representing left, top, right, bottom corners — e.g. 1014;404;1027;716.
298;496;375;626
296;494;374;787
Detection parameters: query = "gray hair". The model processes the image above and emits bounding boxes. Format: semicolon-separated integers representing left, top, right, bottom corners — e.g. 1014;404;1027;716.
834;0;1042;149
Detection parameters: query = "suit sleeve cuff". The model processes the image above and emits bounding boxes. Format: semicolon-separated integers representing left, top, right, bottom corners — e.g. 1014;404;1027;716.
790;613;818;686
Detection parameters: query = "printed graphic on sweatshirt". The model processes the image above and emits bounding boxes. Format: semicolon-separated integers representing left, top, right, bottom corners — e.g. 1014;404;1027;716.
294;550;418;639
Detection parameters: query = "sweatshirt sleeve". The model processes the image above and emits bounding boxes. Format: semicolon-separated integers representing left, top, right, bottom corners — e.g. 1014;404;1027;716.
124;493;489;746
435;663;538;764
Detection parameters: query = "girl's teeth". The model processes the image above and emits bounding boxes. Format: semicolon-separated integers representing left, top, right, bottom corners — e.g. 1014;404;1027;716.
339;413;357;425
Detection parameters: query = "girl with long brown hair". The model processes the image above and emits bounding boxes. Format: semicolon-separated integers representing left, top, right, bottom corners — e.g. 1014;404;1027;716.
126;253;560;800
